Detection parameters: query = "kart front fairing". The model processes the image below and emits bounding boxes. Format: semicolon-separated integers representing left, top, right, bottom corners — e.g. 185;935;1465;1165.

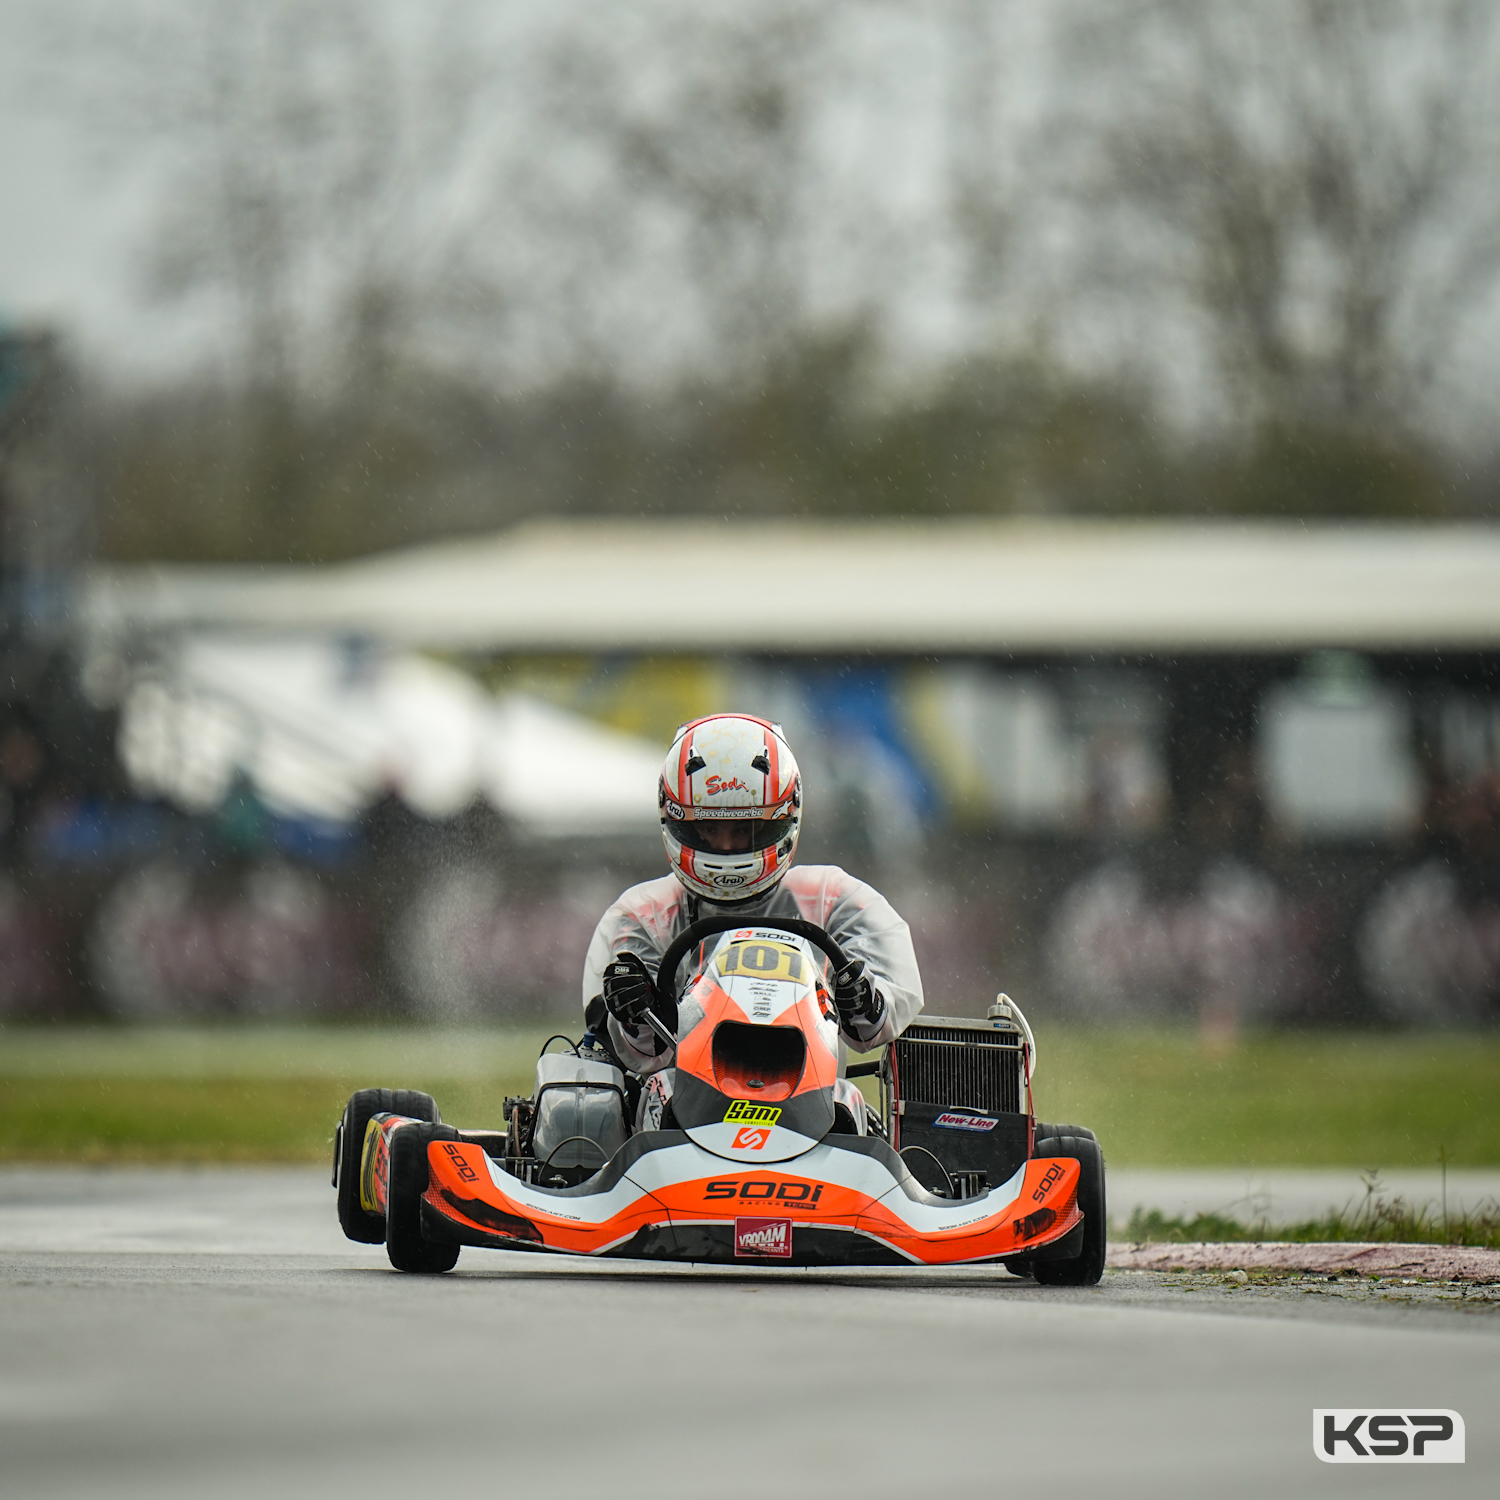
400;927;1083;1266
417;1129;1080;1266
670;925;841;1162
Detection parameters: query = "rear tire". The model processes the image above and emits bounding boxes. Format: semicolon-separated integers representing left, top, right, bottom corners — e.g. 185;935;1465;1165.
385;1122;461;1274
335;1089;441;1245
1032;1131;1106;1287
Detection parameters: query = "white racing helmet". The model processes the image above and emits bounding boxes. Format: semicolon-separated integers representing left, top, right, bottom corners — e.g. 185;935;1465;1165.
659;714;802;903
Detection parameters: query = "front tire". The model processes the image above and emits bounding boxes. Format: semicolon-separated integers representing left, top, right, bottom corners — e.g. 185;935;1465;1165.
385;1122;461;1274
1032;1131;1106;1287
335;1088;441;1245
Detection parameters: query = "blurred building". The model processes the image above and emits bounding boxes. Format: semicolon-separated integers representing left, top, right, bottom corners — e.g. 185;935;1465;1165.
0;327;123;1020
43;517;1495;1026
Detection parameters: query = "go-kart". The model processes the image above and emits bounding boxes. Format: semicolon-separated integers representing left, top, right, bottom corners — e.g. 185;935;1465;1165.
334;915;1106;1281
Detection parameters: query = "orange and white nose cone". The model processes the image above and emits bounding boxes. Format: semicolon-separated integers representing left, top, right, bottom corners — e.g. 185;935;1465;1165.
659;714;802;902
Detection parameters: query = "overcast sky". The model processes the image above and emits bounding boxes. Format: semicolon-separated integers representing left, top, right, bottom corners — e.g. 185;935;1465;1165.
1;2;151;363
3;0;1497;453
0;0;968;382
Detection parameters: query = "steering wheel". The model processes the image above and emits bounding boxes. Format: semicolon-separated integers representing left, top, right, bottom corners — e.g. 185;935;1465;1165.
655;914;851;1001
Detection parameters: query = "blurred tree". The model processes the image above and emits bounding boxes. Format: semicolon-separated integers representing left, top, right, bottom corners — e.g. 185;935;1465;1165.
85;0;500;558
1060;0;1500;474
520;0;832;388
944;0;1020;340
63;0;1500;559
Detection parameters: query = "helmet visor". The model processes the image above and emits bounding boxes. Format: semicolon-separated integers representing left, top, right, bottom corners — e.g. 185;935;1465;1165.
667;815;794;855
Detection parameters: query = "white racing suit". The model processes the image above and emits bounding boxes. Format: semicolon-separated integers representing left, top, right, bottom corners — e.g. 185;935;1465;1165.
581;865;924;1132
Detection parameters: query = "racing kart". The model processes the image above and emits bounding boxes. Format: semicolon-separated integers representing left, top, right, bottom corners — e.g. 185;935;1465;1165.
334;916;1106;1282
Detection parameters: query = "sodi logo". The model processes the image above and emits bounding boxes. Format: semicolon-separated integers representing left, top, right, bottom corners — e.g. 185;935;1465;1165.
1313;1410;1464;1464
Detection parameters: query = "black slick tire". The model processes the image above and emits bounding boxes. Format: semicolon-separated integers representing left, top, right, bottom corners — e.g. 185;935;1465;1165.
1031;1131;1106;1287
385;1121;461;1274
335;1088;441;1245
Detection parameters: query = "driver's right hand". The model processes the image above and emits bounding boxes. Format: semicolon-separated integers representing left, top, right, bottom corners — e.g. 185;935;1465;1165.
602;951;658;1027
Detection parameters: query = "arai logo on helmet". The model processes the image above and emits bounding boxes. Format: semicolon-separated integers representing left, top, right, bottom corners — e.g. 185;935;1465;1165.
714;873;747;887
704;775;750;795
665;801;685;820
933;1111;998;1132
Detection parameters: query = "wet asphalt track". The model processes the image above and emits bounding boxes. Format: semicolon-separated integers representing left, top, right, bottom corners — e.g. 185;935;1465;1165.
2;1169;1496;1499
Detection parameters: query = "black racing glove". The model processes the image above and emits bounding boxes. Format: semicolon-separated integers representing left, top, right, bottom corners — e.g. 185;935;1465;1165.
603;952;659;1028
833;957;887;1032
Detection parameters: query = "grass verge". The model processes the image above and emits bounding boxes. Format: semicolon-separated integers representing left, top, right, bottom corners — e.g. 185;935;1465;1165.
2;1077;527;1164
0;1027;542;1164
1030;1029;1500;1167
2;1024;1499;1166
1124;1185;1500;1250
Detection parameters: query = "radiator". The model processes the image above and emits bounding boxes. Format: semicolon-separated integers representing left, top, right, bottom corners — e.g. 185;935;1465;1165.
891;1017;1025;1115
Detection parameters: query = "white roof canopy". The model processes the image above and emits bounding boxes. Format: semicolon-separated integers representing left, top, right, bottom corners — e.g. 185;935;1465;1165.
118;638;663;830
85;520;1500;655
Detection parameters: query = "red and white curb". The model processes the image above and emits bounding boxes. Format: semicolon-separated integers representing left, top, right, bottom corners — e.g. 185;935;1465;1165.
1107;1242;1500;1281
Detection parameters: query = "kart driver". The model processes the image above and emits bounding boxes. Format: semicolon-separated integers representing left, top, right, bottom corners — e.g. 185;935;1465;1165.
581;713;923;1129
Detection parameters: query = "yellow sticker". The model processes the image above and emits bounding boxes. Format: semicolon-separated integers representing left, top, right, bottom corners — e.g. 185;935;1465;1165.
724;1099;782;1126
716;941;808;984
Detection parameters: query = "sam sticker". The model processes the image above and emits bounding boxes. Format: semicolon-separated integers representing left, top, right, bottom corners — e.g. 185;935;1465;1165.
724;1100;781;1127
